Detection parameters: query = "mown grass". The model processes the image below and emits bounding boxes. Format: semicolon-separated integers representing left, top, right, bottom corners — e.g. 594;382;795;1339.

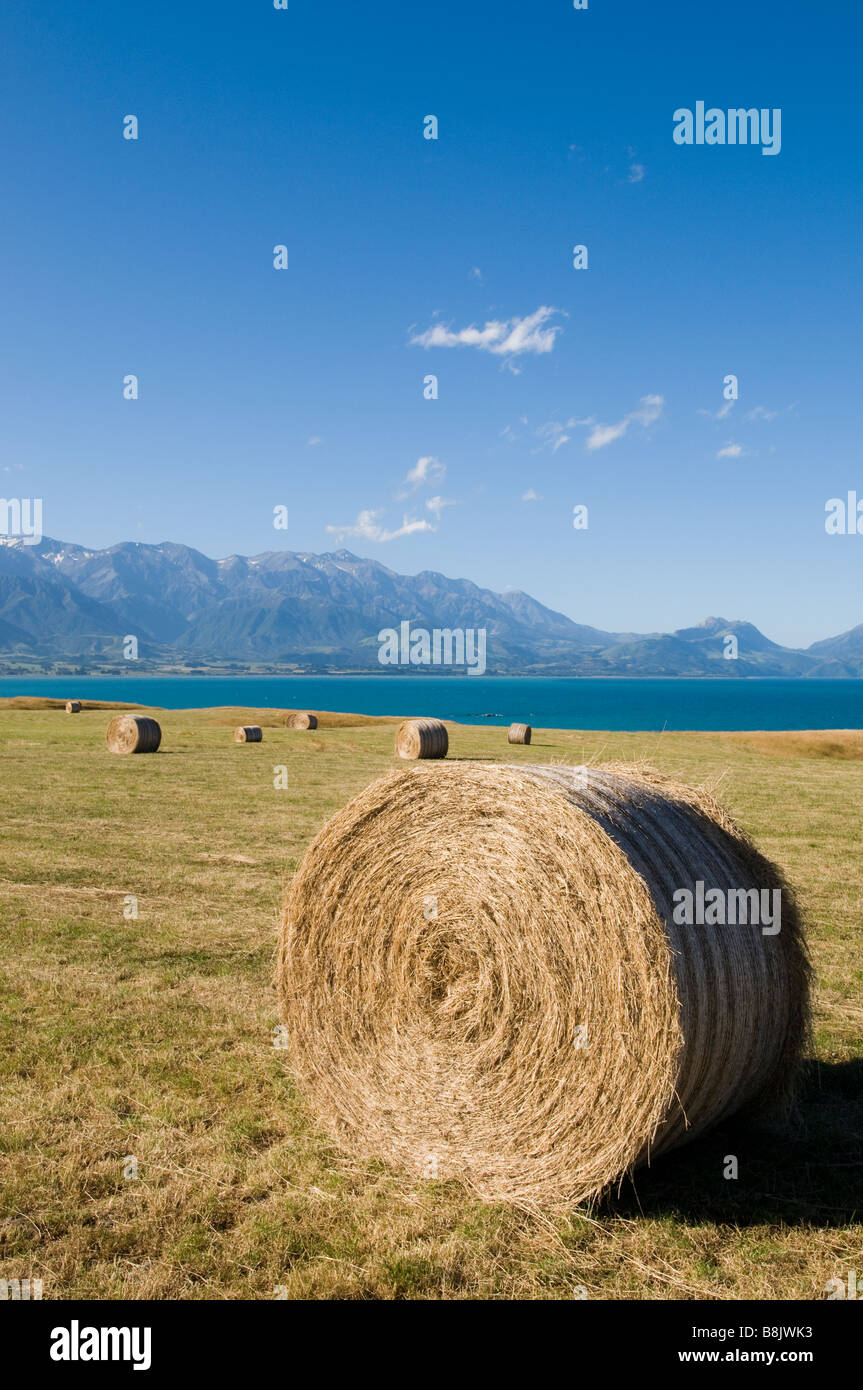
0;706;860;1300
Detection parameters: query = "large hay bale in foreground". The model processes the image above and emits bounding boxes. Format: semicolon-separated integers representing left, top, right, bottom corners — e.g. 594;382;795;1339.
65;701;82;714
106;715;161;755
234;725;263;743
277;762;810;1207
395;717;448;760
285;712;318;730
507;722;531;744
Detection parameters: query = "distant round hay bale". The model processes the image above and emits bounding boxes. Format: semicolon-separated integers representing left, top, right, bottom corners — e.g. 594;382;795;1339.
507;722;531;745
106;715;161;755
285;712;318;730
65;701;82;714
395;718;448;760
277;762;810;1207
234;725;263;743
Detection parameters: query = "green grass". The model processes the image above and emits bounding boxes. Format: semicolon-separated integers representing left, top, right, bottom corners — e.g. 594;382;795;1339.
0;706;860;1300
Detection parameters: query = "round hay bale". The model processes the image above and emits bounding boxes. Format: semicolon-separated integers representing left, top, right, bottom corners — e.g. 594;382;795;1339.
285;712;318;730
234;725;263;743
395;717;448;760
507;722;531;745
277;762;810;1207
65;701;82;714
106;715;161;755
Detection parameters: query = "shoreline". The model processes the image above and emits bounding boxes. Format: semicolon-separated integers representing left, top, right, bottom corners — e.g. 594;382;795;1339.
3;671;863;682
3;697;863;743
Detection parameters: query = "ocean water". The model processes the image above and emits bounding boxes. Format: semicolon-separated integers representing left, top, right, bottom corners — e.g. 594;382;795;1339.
2;675;863;731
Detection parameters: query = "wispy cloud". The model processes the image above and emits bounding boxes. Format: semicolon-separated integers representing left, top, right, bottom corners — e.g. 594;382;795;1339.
583;394;664;451
425;495;454;520
468;266;484;283
325;509;435;543
306;435;322;446
410;306;564;367
698;401;734;421
328;454;455;543
501;417;529;443
536;421;573;453
399;455;445;496
522;488;541;502
586;421;627;450
716;442;744;459
744;405;778;422
624;146;646;183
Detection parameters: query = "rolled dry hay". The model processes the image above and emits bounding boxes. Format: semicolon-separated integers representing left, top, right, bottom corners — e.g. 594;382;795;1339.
277;762;810;1207
285;712;318;730
507;722;531;745
65;701;82;714
106;715;161;755
234;725;263;743
395;717;448;760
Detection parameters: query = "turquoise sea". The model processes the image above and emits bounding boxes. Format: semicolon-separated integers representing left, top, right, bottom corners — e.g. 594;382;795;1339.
2;675;863;731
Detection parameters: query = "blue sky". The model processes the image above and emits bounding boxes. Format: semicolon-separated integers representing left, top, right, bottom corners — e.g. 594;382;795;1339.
1;0;861;646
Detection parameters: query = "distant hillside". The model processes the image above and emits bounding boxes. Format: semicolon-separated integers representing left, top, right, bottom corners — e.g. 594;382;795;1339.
0;537;859;676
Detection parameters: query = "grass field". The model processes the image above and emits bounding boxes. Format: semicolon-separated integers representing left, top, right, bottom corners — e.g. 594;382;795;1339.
1;701;861;1300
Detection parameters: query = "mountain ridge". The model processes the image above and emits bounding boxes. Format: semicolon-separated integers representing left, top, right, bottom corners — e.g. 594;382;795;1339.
0;536;859;676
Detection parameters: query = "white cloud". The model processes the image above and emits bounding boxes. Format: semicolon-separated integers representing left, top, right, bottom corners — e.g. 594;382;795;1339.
629;395;664;426
536;421;573;453
522;488;541;502
586;419;629;450
584;394;664;451
307;435;322;446
425;495;454;519
716;442;744;459
330;458;453;542
397;455;446;498
325;509;435;543
468;266;484;283
625;146;645;183
744;405;778;422
501;416;530;443
698;401;734;421
409;305;564;363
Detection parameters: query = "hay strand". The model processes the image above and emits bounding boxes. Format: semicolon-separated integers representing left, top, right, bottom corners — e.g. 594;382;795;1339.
276;761;810;1207
285;712;318;730
234;725;263;742
507;722;531;744
105;715;161;755
65;701;82;714
395;718;448;760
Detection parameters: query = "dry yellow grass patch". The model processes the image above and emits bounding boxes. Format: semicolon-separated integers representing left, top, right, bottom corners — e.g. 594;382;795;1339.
0;707;859;1299
726;729;863;761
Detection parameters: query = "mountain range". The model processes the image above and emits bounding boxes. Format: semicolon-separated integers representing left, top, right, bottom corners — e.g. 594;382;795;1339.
1;536;862;677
